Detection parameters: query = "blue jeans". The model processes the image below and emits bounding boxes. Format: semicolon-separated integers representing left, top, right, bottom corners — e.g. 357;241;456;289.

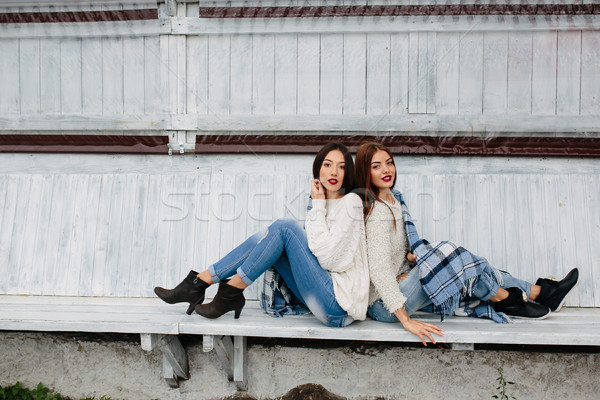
208;218;352;328
368;266;532;322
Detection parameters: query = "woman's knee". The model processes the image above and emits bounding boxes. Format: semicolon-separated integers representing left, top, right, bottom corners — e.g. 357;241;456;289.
268;218;302;236
270;217;299;229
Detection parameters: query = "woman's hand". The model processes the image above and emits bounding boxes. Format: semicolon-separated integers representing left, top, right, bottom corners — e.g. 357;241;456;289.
310;179;326;200
406;252;417;263
396;273;409;282
395;307;443;346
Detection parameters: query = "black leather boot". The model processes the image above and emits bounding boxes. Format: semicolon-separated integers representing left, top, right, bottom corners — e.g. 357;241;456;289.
493;287;551;319
535;268;580;312
195;281;245;319
154;270;211;315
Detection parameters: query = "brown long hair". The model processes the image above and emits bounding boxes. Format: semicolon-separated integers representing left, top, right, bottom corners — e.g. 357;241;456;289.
354;141;397;226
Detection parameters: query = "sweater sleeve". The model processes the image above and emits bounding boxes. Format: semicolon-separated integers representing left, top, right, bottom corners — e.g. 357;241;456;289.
366;203;407;314
305;193;364;273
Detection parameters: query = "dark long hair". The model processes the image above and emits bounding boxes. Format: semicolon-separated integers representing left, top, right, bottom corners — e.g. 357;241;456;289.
354;141;397;226
312;142;354;196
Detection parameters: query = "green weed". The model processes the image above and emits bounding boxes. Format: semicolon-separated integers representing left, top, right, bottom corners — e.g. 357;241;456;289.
492;367;517;400
0;383;130;400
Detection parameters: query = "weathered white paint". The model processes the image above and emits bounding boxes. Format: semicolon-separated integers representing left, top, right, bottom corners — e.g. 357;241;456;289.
175;15;600;36
483;32;507;114
2;296;600;346
0;21;165;39
2;9;599;135
0;153;598;306
195;0;599;6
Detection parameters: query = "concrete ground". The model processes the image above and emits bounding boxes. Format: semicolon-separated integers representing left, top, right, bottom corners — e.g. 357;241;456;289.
1;331;598;400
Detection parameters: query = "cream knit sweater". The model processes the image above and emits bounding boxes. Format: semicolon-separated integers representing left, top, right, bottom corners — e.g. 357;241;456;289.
366;199;412;314
305;193;370;320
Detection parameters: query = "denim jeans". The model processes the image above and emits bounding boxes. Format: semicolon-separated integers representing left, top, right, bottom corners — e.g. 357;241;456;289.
208;218;352;328
471;267;531;301
368;266;533;322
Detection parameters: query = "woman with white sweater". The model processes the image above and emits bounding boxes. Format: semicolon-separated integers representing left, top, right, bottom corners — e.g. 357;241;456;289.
354;141;580;345
154;143;370;327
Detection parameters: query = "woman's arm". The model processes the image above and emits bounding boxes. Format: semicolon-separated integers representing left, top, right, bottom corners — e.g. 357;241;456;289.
305;193;364;272
365;204;408;314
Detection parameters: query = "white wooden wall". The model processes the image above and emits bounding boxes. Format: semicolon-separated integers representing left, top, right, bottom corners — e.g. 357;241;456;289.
1;1;599;133
0;153;598;306
0;2;599;305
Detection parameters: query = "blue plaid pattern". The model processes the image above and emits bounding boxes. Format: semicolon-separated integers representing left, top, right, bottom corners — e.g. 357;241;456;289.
260;267;310;317
394;190;510;323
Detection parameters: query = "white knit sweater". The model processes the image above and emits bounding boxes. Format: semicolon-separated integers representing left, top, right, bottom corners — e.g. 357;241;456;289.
366;199;412;314
305;193;370;320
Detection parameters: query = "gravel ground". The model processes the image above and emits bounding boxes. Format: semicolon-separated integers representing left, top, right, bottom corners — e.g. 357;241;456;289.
1;331;599;400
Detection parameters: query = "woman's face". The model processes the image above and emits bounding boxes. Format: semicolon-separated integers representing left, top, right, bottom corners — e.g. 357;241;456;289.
319;149;346;196
370;149;396;190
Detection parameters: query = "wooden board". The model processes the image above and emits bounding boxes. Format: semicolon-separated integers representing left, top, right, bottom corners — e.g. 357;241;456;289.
1;296;599;346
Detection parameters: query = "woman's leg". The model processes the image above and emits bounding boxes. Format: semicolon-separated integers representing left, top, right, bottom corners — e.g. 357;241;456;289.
368;267;433;322
206;231;263;283
498;270;532;298
235;218;351;327
470;268;551;319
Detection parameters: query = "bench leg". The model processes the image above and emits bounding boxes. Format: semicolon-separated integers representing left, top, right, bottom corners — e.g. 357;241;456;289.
140;334;189;388
450;343;475;351
233;336;248;390
203;335;248;391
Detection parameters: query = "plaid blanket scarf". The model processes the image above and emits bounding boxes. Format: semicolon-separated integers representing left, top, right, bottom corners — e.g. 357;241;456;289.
393;190;510;323
260;266;310;317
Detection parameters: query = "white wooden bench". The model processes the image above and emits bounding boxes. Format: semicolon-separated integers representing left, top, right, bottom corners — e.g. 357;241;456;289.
1;152;599;389
2;296;599;389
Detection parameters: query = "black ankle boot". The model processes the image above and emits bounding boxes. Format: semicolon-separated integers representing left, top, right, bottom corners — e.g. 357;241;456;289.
493;287;551;319
535;268;580;312
154;270;211;315
195;281;245;319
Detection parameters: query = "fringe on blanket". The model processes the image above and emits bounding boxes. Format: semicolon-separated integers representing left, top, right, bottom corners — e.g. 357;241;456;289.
434;270;511;324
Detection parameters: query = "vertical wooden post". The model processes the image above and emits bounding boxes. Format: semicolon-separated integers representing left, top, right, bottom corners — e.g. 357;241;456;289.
233;336;248;391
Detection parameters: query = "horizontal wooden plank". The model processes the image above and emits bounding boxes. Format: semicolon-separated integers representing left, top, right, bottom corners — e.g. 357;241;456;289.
0;9;158;24
200;0;597;7
4;114;600;135
0;134;169;154
175;15;600;35
198;1;599;7
196;4;600;19
0;114;171;131
196;134;600;157
0;20;166;39
1;296;599;346
176;114;600;134
3;133;599;157
0;0;157;7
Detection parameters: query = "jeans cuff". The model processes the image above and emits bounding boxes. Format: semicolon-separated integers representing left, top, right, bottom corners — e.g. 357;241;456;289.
236;266;254;286
208;264;221;284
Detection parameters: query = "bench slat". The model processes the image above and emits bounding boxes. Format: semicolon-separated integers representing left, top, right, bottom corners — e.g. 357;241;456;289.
2;296;599;346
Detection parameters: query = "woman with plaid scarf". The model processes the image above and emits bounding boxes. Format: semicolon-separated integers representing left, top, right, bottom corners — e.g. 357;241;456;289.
354;141;580;345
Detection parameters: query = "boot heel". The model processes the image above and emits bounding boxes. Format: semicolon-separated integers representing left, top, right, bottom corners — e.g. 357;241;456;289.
186;297;205;315
195;282;245;319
